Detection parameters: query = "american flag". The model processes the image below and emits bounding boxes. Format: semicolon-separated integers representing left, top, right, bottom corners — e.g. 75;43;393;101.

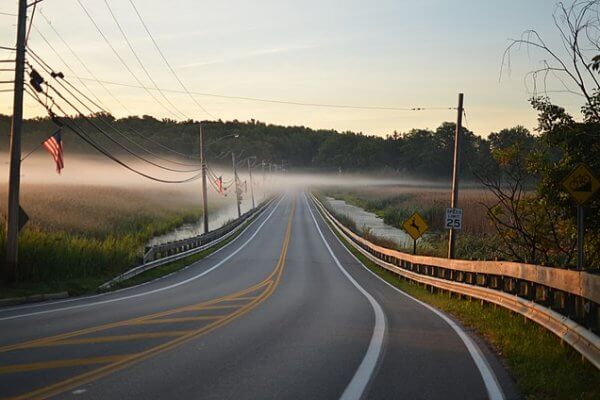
43;130;64;174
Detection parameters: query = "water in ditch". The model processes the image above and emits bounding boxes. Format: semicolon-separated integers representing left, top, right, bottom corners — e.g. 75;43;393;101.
324;196;415;248
148;193;265;246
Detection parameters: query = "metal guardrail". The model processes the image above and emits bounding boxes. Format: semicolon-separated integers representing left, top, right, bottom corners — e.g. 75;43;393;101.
312;194;600;369
99;198;274;290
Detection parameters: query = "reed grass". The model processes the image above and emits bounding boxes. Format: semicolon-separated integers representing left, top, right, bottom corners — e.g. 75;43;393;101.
0;184;209;297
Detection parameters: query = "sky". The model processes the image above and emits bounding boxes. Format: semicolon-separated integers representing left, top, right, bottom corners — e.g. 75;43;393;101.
0;0;590;138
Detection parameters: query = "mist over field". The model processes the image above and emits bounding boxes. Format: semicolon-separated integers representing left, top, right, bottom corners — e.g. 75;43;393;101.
0;151;454;191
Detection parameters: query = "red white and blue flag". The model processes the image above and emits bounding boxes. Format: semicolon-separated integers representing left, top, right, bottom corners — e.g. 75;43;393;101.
43;130;64;174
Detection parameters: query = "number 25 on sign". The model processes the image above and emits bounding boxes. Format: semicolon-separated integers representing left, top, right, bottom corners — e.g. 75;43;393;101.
445;208;463;230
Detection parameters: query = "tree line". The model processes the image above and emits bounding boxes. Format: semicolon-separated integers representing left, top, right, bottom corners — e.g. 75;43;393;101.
0;113;538;180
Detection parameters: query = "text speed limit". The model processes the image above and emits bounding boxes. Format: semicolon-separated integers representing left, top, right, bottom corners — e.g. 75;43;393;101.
445;208;463;230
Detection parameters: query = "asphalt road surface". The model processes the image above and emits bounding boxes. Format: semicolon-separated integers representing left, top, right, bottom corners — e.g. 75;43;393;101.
0;192;518;399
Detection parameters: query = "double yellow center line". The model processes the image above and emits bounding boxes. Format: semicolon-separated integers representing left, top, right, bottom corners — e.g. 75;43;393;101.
1;199;295;400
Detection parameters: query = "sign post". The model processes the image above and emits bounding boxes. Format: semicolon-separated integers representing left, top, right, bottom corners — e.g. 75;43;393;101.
561;164;600;269
402;212;429;255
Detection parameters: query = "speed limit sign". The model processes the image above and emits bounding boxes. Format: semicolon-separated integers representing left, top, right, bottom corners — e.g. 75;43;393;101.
445;208;463;230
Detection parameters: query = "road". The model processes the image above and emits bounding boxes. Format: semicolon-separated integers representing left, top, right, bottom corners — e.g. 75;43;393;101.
0;192;518;399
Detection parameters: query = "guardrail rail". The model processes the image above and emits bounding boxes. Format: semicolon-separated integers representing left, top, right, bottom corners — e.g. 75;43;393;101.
311;194;600;369
100;198;274;290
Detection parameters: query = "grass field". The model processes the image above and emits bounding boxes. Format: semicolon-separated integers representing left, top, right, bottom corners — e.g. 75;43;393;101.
0;183;229;297
324;185;505;260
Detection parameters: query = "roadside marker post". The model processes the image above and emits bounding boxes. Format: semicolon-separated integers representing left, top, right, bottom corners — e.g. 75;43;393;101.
402;212;429;255
561;164;600;269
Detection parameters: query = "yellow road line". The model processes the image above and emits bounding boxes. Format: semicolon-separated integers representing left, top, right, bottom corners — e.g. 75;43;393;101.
48;332;193;346
10;199;296;400
136;316;223;325
0;355;132;374
0;280;272;354
0;280;270;354
190;304;243;310
223;296;258;301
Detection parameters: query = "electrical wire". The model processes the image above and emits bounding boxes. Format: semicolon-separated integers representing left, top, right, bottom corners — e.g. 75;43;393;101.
68;75;457;112
27;31;200;163
27;48;202;167
38;9;131;114
29;27;110;111
43;78;202;173
76;0;182;120
103;0;189;120
25;1;36;45
26;59;201;174
127;0;214;119
25;85;203;184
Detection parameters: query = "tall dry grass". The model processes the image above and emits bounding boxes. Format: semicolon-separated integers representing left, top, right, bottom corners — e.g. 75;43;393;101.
0;184;228;294
327;185;496;235
0;184;202;237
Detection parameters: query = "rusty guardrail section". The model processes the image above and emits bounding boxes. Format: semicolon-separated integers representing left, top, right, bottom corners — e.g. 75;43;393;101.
99;198;274;290
311;194;600;369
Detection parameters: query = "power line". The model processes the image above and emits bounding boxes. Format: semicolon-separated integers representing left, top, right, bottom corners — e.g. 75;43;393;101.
25;85;204;184
102;0;189;120
127;0;214;119
24;0;36;44
26;56;201;173
38;9;132;114
41;76;201;173
67;75;456;112
76;0;182;120
27;46;202;167
29;27;110;111
34;13;203;163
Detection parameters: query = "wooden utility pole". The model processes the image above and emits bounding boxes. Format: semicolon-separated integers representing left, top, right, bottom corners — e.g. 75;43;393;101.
5;0;28;282
248;158;255;209
199;124;209;234
448;93;464;259
232;152;241;218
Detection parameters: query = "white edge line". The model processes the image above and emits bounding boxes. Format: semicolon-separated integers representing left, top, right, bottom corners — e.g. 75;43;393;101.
311;194;506;400
0;196;285;321
304;193;386;400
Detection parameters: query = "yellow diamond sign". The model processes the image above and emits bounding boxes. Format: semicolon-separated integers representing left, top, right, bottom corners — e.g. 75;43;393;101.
402;212;429;240
562;164;600;205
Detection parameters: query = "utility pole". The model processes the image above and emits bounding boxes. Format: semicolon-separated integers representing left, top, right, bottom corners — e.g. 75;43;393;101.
448;93;464;259
199;124;209;234
248;158;255;209
5;0;28;282
232;152;241;218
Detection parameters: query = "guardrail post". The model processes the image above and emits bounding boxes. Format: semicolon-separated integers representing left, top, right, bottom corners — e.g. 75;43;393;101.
587;302;599;333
